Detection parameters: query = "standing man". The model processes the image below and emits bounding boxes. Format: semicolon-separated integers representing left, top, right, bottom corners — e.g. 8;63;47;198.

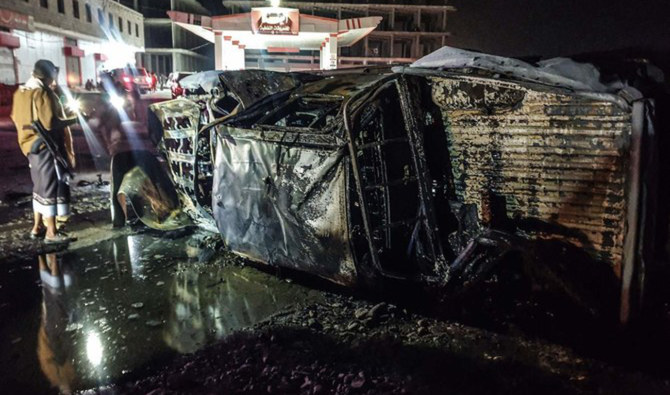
159;73;167;90
150;71;158;92
10;60;78;244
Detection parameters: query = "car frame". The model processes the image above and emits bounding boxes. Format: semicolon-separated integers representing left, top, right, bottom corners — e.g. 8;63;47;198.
141;49;663;325
208;59;657;324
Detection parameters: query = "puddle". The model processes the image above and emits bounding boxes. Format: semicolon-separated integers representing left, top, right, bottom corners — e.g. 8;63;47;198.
0;232;322;393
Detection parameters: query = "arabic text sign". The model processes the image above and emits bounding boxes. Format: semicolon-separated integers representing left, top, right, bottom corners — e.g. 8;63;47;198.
251;7;299;36
0;8;34;32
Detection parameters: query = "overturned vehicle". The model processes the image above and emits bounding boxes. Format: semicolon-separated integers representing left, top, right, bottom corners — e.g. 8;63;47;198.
115;70;320;230
141;48;661;323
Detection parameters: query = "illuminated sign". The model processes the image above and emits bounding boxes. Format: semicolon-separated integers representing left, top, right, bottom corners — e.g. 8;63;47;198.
251;7;299;35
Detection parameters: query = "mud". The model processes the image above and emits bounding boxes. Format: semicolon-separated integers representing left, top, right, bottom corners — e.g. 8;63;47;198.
110;294;670;395
0;231;322;393
0;169;669;395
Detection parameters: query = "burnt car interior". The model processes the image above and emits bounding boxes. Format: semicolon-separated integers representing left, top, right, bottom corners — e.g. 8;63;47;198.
348;80;449;279
139;53;670;325
268;97;340;130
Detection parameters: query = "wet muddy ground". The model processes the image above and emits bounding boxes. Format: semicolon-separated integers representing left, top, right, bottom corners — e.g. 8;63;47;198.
0;231;322;393
1;179;670;393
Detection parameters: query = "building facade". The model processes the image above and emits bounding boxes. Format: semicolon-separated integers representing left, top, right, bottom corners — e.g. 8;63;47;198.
121;0;213;75
222;0;456;70
169;7;381;71
0;0;144;86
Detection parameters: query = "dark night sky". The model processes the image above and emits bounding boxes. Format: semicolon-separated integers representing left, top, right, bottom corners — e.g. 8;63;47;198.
201;1;670;60
448;0;670;58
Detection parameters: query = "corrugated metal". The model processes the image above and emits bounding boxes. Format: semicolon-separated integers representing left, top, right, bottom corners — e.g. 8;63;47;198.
429;76;632;276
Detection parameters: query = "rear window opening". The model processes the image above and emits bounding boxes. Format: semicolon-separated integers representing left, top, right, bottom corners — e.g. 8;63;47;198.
254;96;342;131
214;95;240;116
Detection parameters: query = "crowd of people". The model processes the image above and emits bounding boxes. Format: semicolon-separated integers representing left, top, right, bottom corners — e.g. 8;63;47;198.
82;71;168;92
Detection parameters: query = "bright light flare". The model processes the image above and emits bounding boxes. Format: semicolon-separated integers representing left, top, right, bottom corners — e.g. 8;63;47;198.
86;331;103;367
66;98;81;113
109;94;125;110
270;0;280;7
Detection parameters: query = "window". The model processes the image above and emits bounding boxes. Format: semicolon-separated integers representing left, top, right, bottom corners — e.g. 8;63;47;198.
135;23;139;37
57;0;64;13
145;23;172;47
214;95;240;116
65;54;81;87
257;96;342;130
118;17;123;32
73;1;80;19
108;12;113;28
98;8;104;24
85;4;92;22
127;20;131;34
40;0;48;8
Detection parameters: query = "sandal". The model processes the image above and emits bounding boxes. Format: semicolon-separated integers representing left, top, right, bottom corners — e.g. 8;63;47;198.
44;233;73;245
30;229;45;239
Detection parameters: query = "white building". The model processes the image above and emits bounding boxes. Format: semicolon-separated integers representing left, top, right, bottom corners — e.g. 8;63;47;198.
168;6;381;71
0;0;145;87
222;1;457;70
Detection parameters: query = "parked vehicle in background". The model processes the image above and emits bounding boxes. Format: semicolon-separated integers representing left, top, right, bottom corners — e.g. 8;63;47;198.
168;72;194;98
101;66;152;94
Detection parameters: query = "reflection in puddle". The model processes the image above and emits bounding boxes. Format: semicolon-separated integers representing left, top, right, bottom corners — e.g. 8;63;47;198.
0;233;321;393
38;253;78;393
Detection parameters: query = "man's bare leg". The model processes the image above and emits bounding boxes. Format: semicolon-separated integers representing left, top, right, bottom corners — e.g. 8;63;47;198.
118;194;128;222
32;211;43;235
44;216;58;239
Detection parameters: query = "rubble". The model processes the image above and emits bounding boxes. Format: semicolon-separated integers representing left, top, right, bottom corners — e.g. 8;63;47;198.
110;294;670;395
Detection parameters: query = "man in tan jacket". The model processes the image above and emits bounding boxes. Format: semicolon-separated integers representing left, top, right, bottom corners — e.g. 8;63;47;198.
11;60;78;244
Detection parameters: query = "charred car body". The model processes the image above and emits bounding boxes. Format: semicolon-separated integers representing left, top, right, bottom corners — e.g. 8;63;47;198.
145;70;321;231
145;48;661;323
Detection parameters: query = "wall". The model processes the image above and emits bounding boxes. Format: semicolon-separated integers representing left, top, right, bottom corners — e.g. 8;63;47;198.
3;0;146;84
14;30;68;84
2;0;144;48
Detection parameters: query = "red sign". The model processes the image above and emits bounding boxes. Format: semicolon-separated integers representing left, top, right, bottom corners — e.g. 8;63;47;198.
251;7;299;36
63;46;85;58
0;32;19;48
0;8;34;32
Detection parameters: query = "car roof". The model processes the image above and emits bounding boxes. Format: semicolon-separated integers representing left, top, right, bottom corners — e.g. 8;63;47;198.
290;72;391;99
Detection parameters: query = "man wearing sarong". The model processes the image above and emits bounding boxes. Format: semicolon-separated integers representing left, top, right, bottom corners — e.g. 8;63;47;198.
11;60;78;244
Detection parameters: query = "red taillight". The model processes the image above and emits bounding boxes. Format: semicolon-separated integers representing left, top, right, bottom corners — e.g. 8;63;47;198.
122;76;131;83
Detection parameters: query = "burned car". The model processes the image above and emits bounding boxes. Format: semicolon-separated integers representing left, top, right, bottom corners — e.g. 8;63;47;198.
140;70;321;231
136;48;661;323
209;48;658;323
